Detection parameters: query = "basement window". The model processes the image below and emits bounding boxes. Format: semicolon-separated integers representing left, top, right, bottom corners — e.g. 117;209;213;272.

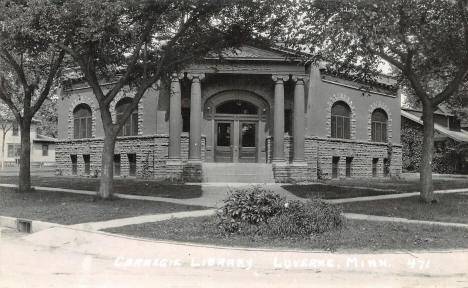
128;153;136;176
71;155;77;175
372;158;379;177
332;157;340;179
346;157;353;178
83;154;90;175
114;154;121;177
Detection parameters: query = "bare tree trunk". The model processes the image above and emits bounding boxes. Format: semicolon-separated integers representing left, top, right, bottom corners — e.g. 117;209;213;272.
1;131;6;168
18;120;31;193
420;102;435;203
98;130;117;199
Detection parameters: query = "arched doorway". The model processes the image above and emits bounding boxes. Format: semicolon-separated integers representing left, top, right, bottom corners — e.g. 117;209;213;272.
204;90;269;163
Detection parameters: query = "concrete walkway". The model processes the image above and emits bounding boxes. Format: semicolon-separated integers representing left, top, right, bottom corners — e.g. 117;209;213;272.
69;209;216;231
0;182;302;208
343;213;468;229
327;187;468;204
1;183;468;208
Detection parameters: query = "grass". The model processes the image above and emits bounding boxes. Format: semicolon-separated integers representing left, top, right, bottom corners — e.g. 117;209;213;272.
104;215;468;251
0;175;202;199
284;178;468;199
0;186;206;225
341;193;468;224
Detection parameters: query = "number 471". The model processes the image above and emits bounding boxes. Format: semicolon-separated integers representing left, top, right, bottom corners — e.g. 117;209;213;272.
407;259;430;270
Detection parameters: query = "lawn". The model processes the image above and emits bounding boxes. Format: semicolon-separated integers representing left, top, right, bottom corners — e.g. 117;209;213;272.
341;193;468;224
0;176;202;199
0;187;206;225
284;178;468;199
104;215;468;251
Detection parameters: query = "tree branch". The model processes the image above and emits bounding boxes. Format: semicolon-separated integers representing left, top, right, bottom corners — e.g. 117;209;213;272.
104;20;154;106
0;74;22;121
31;48;66;116
0;48;29;91
432;61;468;106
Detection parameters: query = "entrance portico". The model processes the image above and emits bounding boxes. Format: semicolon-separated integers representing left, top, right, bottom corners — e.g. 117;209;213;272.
168;71;307;165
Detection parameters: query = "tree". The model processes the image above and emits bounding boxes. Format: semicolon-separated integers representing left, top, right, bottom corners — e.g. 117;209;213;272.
0;0;70;192
293;0;468;202
56;0;287;199
0;102;15;168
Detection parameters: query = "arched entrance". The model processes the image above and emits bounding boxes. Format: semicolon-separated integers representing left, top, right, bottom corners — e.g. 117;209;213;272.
204;90;269;163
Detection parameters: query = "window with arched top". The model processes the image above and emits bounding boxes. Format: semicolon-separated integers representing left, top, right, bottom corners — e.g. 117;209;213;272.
216;100;258;115
73;104;92;139
116;98;138;136
331;101;351;139
371;108;388;142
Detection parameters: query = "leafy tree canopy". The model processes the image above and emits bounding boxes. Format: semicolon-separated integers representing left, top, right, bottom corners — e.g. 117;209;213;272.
292;0;468;107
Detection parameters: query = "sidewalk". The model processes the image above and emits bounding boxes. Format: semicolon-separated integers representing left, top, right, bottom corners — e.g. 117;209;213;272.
0;182;303;208
2;182;467;207
69;209;216;231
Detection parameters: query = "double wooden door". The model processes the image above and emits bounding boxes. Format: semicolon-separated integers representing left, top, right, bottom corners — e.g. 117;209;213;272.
215;120;257;163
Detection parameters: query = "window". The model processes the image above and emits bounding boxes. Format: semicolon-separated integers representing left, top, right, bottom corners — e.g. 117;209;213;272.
332;156;340;179
114;154;121;176
71;155;77;175
331;102;351;139
83;154;90;175
449;116;461;131
128;154;136;176
372;158;379;177
42;144;49;156
7;144;20;158
182;108;190;133
346;157;353;178
285;109;292;135
216;100;258;115
12;122;18;136
371;109;388;142
434;114;447;127
73;104;92;139
116;98;138;136
434;141;445;153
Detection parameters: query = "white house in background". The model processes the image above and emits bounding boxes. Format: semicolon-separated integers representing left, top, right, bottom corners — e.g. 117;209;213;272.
0;119;56;168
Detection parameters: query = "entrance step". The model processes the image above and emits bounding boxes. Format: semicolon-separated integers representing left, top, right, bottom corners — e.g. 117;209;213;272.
202;163;275;183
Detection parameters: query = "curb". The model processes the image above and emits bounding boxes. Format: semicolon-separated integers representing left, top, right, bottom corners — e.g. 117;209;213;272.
0;215;65;233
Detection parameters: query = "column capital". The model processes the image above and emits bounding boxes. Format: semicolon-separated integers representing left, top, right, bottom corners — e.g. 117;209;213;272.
171;73;185;81
272;74;289;83
186;73;205;82
291;74;308;84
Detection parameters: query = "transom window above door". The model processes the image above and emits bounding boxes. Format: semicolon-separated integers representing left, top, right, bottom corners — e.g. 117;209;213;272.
216;100;258;115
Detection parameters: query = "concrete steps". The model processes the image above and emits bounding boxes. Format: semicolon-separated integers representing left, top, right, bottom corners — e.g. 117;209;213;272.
202;163;275;183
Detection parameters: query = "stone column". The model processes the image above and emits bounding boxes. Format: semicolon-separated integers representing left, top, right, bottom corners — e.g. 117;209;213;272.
272;74;289;163
187;73;205;162
292;75;306;163
168;73;182;161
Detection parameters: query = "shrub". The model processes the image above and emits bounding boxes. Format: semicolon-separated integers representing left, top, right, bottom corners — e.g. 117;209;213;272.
217;187;343;237
258;199;343;238
217;186;285;234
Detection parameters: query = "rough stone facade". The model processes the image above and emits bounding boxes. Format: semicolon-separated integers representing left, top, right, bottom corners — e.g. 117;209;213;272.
56;135;206;181
266;136;402;182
